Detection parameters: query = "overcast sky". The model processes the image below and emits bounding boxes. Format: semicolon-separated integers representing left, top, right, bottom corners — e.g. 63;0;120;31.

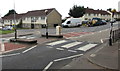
0;0;120;18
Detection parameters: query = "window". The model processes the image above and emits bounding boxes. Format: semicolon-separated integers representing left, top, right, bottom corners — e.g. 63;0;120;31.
85;18;88;20
16;20;18;23
31;17;37;22
41;16;45;20
31;17;34;22
88;13;91;16
35;17;38;21
67;21;71;24
23;18;26;21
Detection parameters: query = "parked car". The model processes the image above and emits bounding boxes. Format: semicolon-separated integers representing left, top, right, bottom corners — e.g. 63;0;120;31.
2;26;13;30
89;18;107;26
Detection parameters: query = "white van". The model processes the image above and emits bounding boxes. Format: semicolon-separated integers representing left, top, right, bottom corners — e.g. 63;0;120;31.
62;18;82;27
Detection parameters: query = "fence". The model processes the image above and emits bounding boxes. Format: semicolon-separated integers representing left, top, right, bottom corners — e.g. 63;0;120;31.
112;28;120;43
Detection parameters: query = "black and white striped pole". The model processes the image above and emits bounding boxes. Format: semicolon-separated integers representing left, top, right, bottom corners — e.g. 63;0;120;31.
109;11;114;46
45;10;48;39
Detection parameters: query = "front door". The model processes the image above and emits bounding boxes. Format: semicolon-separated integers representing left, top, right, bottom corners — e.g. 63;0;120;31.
31;23;34;29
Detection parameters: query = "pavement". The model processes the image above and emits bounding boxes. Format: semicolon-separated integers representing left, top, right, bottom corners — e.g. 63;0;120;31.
62;40;119;70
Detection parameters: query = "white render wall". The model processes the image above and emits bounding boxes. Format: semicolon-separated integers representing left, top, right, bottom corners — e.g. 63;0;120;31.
82;13;111;21
3;19;20;26
22;17;46;24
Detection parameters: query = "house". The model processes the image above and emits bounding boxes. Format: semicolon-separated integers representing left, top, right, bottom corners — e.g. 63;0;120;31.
82;8;111;21
82;8;120;21
2;13;25;26
2;8;62;29
114;12;120;20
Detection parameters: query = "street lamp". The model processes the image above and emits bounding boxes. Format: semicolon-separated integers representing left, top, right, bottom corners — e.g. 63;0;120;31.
45;10;48;39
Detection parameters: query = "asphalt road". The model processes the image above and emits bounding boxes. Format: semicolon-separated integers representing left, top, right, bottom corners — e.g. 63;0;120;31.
2;40;83;69
2;39;100;69
1;22;119;70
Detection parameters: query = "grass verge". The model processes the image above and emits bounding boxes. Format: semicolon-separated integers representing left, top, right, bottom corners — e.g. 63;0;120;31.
0;30;14;34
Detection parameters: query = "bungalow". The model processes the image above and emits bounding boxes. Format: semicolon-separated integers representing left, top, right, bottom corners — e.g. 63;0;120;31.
2;8;62;29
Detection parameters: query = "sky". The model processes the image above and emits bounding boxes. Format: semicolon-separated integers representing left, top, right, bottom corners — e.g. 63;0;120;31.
0;0;120;18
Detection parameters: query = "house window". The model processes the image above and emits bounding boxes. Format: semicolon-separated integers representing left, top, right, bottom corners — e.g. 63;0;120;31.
31;17;37;22
41;16;45;20
23;18;26;21
35;17;38;21
88;13;91;16
31;17;34;22
85;18;88;20
16;20;18;23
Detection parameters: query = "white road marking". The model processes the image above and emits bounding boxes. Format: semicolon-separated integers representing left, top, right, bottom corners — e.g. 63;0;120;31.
101;39;103;43
68;50;77;53
27;37;36;39
94;46;104;53
1;43;5;52
54;54;83;62
92;33;94;34
22;45;37;53
47;46;53;48
0;53;20;58
61;42;82;49
46;40;67;46
43;61;53;71
19;36;27;38
90;54;96;57
76;44;97;51
56;48;64;50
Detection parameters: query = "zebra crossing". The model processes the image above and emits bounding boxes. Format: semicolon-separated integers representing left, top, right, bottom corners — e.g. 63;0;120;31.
1;35;37;42
46;40;98;52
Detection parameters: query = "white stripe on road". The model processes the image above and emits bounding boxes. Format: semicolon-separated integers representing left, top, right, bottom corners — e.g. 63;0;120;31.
56;48;64;50
43;61;53;71
68;50;77;53
19;36;27;38
0;53;20;58
76;44;97;51
27;37;36;39
101;39;103;43
61;42;82;49
22;45;37;53
54;54;83;62
46;40;67;46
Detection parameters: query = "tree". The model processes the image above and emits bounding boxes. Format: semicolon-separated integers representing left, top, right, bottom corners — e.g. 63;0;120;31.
68;5;85;18
107;8;112;12
4;9;17;17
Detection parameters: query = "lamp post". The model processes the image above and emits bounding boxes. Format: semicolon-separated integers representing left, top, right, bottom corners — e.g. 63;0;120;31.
45;10;48;39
